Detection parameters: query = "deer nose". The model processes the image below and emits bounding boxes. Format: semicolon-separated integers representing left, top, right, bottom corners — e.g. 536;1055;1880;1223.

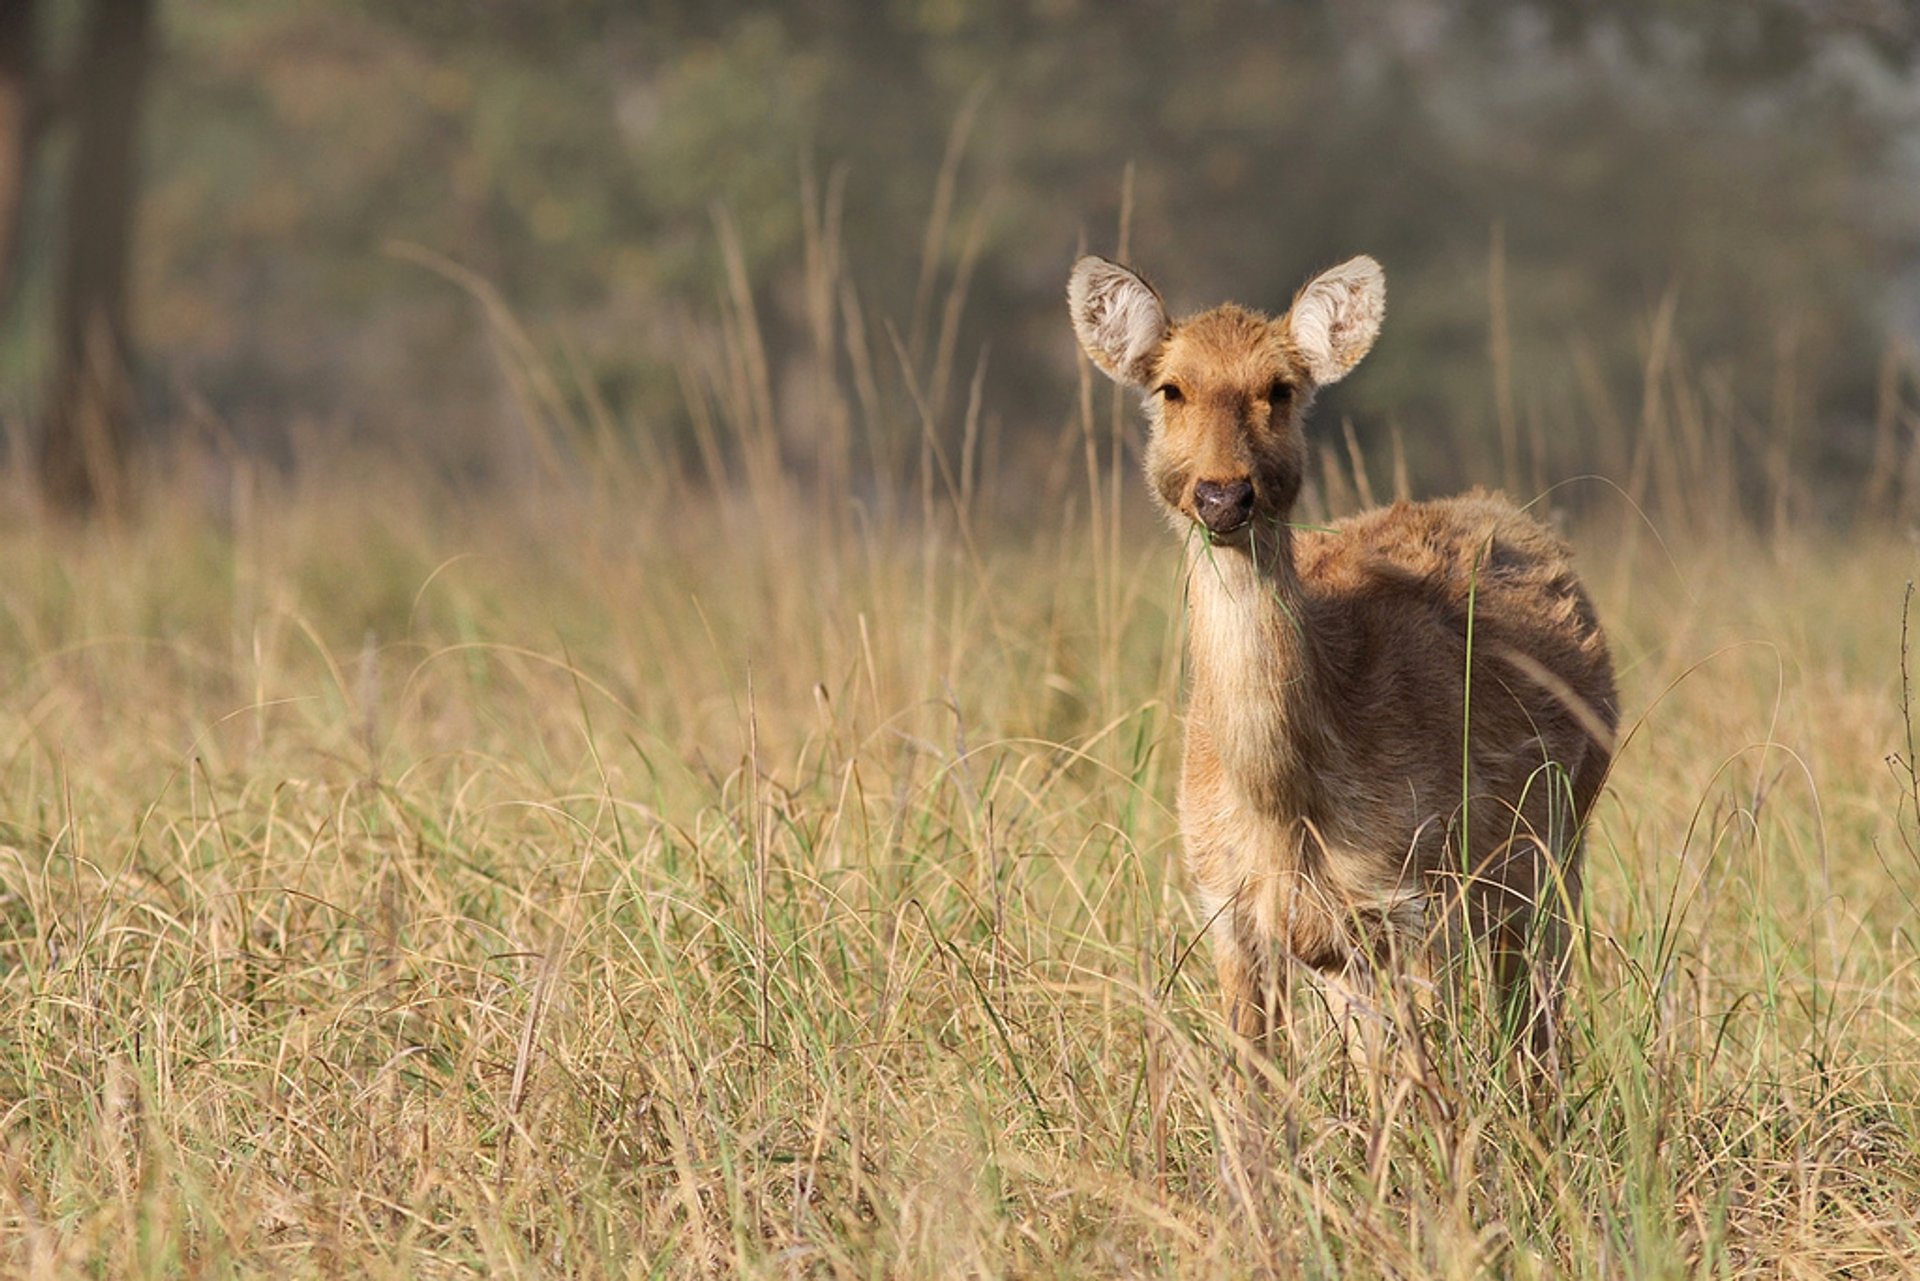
1193;478;1255;534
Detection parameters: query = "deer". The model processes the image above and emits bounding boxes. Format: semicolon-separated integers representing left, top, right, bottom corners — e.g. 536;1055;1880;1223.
1067;254;1616;1071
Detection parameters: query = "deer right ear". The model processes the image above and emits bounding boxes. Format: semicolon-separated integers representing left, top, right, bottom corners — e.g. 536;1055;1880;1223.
1068;257;1169;388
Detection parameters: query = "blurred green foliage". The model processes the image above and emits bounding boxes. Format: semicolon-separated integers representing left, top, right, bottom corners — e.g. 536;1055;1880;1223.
4;0;1916;507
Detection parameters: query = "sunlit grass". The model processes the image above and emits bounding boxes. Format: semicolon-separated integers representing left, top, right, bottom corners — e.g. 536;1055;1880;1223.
5;171;1919;1273
0;431;1915;1276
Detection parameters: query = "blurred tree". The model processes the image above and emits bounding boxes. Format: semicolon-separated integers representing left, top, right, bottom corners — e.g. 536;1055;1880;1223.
0;0;34;310
40;0;153;513
4;0;1915;514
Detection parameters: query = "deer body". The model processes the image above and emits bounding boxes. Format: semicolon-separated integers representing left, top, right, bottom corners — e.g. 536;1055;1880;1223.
1068;257;1615;1053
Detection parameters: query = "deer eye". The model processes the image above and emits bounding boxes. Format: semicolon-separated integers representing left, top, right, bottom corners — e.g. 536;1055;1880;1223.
1157;384;1183;403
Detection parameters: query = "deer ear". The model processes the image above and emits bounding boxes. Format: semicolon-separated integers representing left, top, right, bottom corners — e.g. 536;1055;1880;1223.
1287;256;1384;385
1068;256;1169;388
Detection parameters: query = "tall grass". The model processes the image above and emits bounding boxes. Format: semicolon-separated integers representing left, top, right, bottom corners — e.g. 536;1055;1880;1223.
1;198;1917;1277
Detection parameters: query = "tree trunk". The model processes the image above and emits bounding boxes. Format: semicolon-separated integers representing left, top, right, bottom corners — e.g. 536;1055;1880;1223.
40;0;153;514
0;0;35;312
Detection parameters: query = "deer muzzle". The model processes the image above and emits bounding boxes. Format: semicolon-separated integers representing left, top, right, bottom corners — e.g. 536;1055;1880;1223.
1193;478;1255;536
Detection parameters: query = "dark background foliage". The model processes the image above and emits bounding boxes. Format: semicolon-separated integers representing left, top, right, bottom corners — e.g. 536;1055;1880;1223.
3;0;1918;515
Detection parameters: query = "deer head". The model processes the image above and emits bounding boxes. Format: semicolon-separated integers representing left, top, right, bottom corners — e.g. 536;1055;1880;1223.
1069;255;1384;541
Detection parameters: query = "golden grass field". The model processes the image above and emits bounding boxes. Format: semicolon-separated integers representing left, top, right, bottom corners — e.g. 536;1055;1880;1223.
3;276;1919;1276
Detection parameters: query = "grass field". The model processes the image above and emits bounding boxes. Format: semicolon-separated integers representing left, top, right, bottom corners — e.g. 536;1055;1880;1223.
3;308;1920;1277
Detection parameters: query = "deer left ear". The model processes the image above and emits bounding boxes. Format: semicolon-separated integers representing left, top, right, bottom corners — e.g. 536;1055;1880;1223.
1287;256;1384;386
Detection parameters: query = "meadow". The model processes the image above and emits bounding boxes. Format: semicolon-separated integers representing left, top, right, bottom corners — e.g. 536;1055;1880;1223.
2;277;1918;1278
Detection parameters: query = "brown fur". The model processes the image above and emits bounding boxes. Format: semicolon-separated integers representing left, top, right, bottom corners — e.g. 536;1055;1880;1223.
1068;255;1616;1057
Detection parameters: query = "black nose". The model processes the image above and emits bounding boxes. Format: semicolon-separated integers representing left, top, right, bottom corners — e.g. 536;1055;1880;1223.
1193;478;1255;533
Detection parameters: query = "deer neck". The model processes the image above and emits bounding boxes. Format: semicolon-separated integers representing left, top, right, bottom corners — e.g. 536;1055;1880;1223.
1182;523;1336;814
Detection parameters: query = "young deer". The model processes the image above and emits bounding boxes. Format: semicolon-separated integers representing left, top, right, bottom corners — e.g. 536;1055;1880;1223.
1068;254;1616;1063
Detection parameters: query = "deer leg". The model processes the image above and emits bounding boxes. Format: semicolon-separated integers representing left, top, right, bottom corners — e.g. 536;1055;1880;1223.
1309;922;1453;1125
1214;933;1270;1046
1213;930;1313;1206
1487;801;1585;1077
1492;909;1569;1080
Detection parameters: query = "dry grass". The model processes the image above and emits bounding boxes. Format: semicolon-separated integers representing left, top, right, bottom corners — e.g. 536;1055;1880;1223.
2;229;1919;1277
